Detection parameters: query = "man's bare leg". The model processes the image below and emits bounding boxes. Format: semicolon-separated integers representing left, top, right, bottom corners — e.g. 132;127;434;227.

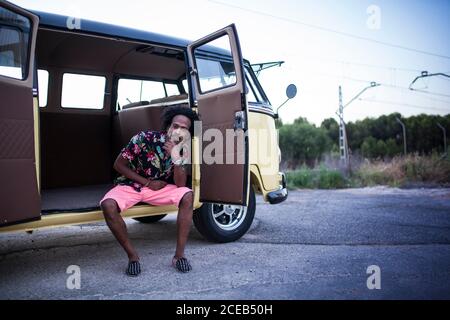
173;192;194;272
101;199;139;262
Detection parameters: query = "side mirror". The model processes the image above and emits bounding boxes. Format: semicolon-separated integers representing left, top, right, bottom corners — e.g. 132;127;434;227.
275;84;297;119
286;84;297;99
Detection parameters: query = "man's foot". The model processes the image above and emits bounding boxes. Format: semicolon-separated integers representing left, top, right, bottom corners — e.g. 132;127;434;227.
126;260;141;277
172;256;192;273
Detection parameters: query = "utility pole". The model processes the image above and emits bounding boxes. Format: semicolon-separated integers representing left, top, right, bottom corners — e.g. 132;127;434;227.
338;86;348;165
437;122;447;155
396;117;407;156
336;82;380;166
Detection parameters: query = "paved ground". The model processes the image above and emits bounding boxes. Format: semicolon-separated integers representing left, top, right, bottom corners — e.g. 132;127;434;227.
1;187;449;300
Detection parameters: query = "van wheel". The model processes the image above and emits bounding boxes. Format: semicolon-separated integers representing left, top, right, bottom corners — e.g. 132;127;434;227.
133;214;167;224
193;188;256;243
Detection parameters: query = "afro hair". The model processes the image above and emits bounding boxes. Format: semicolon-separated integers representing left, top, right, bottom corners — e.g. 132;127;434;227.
161;104;200;136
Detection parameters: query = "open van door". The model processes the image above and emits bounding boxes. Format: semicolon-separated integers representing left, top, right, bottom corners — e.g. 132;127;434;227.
0;1;41;226
187;24;249;206
188;24;249;205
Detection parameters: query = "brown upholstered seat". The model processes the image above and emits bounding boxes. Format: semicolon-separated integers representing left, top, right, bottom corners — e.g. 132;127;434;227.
150;94;188;105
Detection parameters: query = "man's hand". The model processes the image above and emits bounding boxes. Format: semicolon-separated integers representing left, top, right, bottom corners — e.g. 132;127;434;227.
164;140;187;163
163;140;176;158
145;179;167;191
165;129;191;161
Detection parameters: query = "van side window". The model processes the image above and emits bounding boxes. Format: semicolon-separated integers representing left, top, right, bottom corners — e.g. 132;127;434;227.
165;83;180;97
61;73;106;109
193;34;236;93
0;7;31;80
182;79;189;94
38;69;49;107
117;78;180;110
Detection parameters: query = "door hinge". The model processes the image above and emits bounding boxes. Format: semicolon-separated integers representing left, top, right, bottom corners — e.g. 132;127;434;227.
189;67;198;76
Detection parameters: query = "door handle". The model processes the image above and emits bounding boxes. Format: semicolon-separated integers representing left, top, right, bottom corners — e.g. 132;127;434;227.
234;111;246;131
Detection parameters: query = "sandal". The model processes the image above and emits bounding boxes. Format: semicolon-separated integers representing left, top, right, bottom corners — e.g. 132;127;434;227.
172;256;192;273
126;261;141;277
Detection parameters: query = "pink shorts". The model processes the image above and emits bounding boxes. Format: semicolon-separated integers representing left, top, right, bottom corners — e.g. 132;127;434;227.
100;184;192;213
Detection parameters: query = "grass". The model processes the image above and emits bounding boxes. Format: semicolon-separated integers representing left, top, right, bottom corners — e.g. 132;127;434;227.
286;165;348;190
286;154;450;189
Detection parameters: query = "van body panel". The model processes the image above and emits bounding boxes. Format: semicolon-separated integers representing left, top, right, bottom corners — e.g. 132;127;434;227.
33;97;41;191
0;2;41;226
31;10;189;50
248;111;281;191
0;203;199;233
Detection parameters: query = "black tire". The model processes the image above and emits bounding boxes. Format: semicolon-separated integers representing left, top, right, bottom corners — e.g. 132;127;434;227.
193;188;256;243
133;214;167;224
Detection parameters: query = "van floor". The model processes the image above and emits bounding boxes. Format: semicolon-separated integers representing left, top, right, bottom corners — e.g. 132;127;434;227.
41;184;112;214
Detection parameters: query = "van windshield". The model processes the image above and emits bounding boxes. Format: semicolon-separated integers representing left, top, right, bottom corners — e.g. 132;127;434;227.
245;66;264;104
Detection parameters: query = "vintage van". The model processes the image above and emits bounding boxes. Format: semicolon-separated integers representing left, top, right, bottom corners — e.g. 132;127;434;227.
0;1;289;242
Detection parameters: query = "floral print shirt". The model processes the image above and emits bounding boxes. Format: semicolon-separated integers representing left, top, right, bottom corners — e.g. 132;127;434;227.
114;130;173;192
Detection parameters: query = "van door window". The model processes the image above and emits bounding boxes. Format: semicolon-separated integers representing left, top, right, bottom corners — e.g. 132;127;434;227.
61;73;106;109
0;6;31;80
193;35;236;93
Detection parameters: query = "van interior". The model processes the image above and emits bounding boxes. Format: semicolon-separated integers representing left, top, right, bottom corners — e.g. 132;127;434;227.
36;28;190;214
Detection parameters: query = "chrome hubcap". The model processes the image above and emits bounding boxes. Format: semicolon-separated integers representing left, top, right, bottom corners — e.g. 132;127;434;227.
211;203;247;231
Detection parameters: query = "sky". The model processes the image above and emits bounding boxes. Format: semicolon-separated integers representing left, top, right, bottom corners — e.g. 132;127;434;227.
9;0;450;126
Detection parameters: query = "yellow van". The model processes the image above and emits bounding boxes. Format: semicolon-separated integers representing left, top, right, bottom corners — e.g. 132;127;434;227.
0;1;289;242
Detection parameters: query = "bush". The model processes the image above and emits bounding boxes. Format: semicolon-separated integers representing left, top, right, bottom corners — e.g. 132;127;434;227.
286;166;315;189
317;167;347;188
353;154;450;187
286;166;348;189
352;165;394;187
287;155;450;189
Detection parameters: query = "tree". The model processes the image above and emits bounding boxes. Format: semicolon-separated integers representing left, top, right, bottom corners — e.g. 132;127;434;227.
275;118;283;129
361;136;377;158
385;138;401;158
280;113;450;164
320;118;339;148
279;118;333;168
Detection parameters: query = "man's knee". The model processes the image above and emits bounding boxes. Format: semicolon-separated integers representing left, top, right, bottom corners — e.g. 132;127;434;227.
179;191;193;209
101;199;120;219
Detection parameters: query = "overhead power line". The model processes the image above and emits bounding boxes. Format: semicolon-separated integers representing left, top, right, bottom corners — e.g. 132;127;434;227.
407;88;450;99
359;98;450;113
208;0;450;60
312;72;450;99
282;53;424;73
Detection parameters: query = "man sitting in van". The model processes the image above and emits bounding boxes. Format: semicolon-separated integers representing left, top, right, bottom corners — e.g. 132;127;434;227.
100;105;199;276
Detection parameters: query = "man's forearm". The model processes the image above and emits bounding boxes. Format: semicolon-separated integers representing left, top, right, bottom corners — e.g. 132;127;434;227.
173;165;187;187
118;164;148;185
114;156;148;185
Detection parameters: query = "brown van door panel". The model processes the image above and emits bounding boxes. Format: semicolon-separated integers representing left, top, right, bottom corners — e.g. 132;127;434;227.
187;24;249;206
0;2;41;226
